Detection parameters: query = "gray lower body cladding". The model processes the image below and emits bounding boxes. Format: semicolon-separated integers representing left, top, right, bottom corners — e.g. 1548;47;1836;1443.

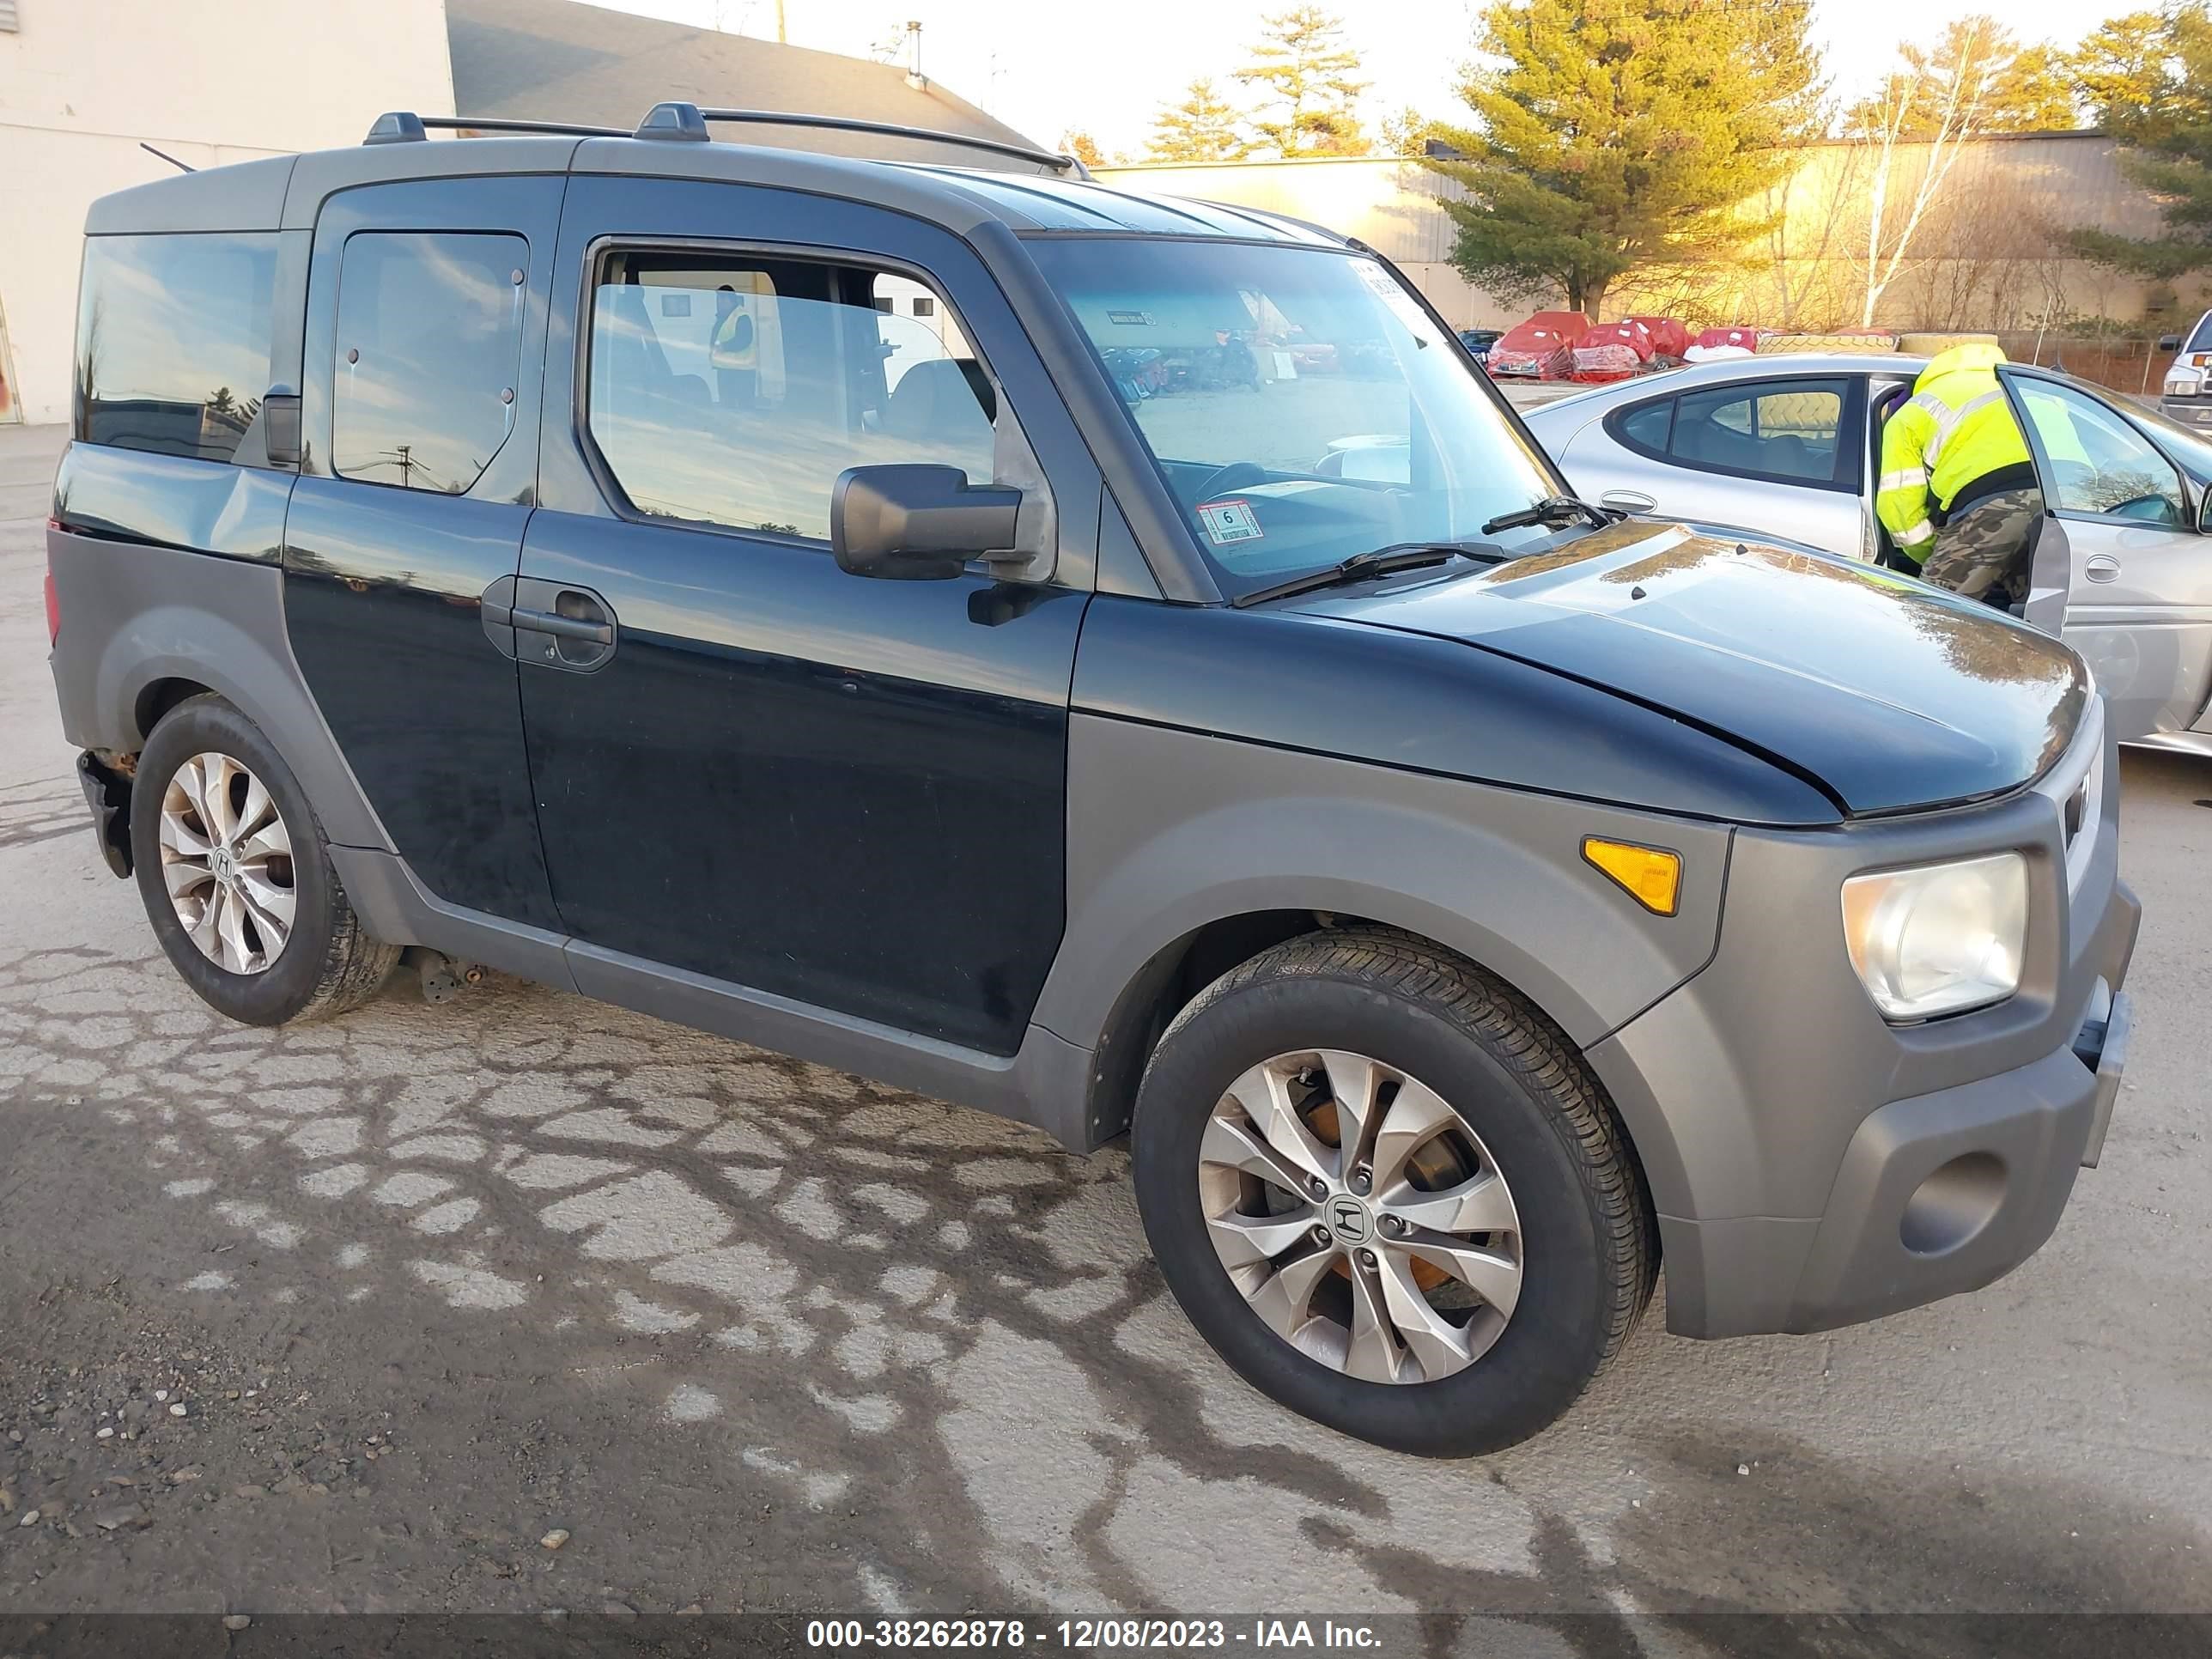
52;526;2138;1344
46;528;386;851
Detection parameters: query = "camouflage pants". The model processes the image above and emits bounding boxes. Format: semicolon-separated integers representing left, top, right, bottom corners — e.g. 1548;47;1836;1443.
1918;487;2044;605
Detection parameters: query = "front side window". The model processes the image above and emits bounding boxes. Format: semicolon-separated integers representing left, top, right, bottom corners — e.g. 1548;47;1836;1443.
331;232;527;495
1665;380;1845;485
76;232;276;464
1027;238;1565;595
2018;378;2187;526
584;252;996;541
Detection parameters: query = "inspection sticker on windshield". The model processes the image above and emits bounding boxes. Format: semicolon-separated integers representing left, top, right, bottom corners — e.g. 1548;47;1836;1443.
1198;498;1264;544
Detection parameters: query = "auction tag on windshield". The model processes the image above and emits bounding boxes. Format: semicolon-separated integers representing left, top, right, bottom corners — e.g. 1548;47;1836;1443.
1355;259;1433;332
1197;499;1264;544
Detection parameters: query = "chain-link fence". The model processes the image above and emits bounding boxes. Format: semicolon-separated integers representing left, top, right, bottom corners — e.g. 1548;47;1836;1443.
1999;331;2176;400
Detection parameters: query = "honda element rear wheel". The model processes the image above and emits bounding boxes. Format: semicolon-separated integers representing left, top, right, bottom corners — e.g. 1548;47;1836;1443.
131;695;399;1026
1131;928;1656;1456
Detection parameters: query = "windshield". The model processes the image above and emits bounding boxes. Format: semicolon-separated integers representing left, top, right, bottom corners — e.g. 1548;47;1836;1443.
1029;238;1567;596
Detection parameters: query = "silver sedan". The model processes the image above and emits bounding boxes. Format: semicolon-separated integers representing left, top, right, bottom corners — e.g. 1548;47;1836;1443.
1520;355;2212;755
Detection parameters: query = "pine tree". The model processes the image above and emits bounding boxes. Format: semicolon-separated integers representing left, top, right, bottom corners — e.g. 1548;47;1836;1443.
1147;79;1251;162
1427;0;1824;319
2067;4;2212;277
1234;7;1371;157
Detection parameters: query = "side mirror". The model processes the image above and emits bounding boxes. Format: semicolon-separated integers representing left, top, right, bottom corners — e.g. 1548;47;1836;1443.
2198;484;2212;535
831;464;1023;581
2160;334;2184;352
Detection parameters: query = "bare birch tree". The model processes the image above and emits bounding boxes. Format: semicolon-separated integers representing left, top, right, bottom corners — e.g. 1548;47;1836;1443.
1850;16;2014;326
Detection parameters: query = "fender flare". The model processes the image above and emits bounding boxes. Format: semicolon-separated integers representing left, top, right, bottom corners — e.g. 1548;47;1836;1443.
85;556;390;851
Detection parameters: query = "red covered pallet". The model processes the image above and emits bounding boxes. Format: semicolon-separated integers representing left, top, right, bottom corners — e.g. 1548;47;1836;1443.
1486;311;1588;379
1570;319;1656;383
1628;316;1692;364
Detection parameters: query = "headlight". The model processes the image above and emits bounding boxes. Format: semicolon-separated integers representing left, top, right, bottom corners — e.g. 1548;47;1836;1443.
1840;853;2027;1020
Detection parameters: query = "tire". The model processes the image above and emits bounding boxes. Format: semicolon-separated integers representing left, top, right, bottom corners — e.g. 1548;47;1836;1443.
131;694;400;1026
1131;927;1656;1456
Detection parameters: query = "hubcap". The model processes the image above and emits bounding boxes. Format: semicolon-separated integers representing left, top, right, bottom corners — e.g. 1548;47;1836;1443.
158;751;296;975
1198;1048;1522;1385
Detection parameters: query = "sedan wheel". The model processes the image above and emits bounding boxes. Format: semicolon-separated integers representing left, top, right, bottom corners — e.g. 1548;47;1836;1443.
1200;1048;1522;1385
158;750;297;975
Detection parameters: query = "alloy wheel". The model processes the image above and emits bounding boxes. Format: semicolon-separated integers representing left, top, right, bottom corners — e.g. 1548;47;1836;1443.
158;751;297;975
1198;1048;1522;1384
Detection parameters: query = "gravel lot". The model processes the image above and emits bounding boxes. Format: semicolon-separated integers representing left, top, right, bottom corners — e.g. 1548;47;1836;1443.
2;421;2208;1632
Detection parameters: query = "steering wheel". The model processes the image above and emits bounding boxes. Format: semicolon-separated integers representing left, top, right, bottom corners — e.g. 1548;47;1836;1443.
1193;462;1272;502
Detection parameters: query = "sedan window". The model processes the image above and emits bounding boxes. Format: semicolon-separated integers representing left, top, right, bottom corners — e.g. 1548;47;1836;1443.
1674;384;1844;483
1608;378;1851;489
2016;378;2187;527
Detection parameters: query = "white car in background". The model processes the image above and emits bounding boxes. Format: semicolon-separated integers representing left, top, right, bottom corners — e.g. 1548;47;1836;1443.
1520;355;2212;755
2158;310;2212;422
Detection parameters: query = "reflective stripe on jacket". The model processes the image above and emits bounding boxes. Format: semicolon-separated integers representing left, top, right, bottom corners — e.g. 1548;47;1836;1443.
1875;343;2033;564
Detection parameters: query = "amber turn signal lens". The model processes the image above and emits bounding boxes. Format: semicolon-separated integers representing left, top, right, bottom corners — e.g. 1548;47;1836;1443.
1582;838;1681;916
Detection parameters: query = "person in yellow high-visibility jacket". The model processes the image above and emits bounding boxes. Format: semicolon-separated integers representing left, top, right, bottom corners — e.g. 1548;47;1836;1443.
1875;343;2041;605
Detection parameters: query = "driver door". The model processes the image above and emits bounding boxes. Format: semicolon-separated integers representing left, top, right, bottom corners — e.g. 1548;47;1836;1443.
2002;368;2212;743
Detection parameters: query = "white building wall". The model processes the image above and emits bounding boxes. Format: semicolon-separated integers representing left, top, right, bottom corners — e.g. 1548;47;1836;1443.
0;0;456;424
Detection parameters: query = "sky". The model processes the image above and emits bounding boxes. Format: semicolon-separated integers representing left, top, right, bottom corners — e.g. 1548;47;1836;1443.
600;0;2137;158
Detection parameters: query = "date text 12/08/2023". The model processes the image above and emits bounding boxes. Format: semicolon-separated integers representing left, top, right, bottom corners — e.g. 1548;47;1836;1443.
805;1620;1387;1650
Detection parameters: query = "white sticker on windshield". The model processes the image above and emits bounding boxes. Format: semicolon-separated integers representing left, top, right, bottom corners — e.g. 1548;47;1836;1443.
1355;259;1433;332
1198;499;1264;544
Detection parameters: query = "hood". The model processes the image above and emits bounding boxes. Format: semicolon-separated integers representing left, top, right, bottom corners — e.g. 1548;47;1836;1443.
1286;521;2089;816
1919;342;2008;386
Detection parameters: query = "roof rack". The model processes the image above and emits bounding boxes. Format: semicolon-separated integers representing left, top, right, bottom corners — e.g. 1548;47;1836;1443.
363;112;629;144
362;103;1089;179
631;100;1088;177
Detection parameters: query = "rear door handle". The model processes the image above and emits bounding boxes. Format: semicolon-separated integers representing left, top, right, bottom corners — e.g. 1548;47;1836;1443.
1601;489;1657;513
2084;554;2122;583
510;579;617;672
511;606;612;643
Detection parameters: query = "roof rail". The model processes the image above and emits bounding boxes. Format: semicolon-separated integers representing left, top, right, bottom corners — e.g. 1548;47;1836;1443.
629;100;1088;177
363;112;628;145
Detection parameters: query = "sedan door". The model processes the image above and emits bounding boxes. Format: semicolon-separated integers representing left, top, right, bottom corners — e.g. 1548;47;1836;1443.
1553;375;1870;558
2002;368;2212;744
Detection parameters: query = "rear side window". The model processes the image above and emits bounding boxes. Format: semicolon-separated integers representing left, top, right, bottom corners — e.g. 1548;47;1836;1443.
1615;398;1672;454
76;233;277;464
331;232;526;495
582;251;996;541
1612;378;1848;487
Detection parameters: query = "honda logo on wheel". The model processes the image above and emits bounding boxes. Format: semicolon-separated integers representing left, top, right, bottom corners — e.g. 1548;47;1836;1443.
1328;1195;1374;1246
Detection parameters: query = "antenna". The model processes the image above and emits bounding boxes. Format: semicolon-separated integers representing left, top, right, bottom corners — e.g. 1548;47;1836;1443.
141;142;195;173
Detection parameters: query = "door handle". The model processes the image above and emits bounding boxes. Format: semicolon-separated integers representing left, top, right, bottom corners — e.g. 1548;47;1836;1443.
509;580;617;672
1601;489;1657;513
2084;554;2122;584
511;606;612;644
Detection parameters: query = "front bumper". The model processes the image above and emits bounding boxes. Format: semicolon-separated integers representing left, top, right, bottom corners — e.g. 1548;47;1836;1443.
2160;395;2212;427
1784;963;2133;1335
1585;703;2140;1340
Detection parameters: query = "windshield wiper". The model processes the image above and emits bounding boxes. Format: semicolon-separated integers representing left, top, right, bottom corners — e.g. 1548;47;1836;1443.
1230;541;1506;609
1480;495;1612;536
